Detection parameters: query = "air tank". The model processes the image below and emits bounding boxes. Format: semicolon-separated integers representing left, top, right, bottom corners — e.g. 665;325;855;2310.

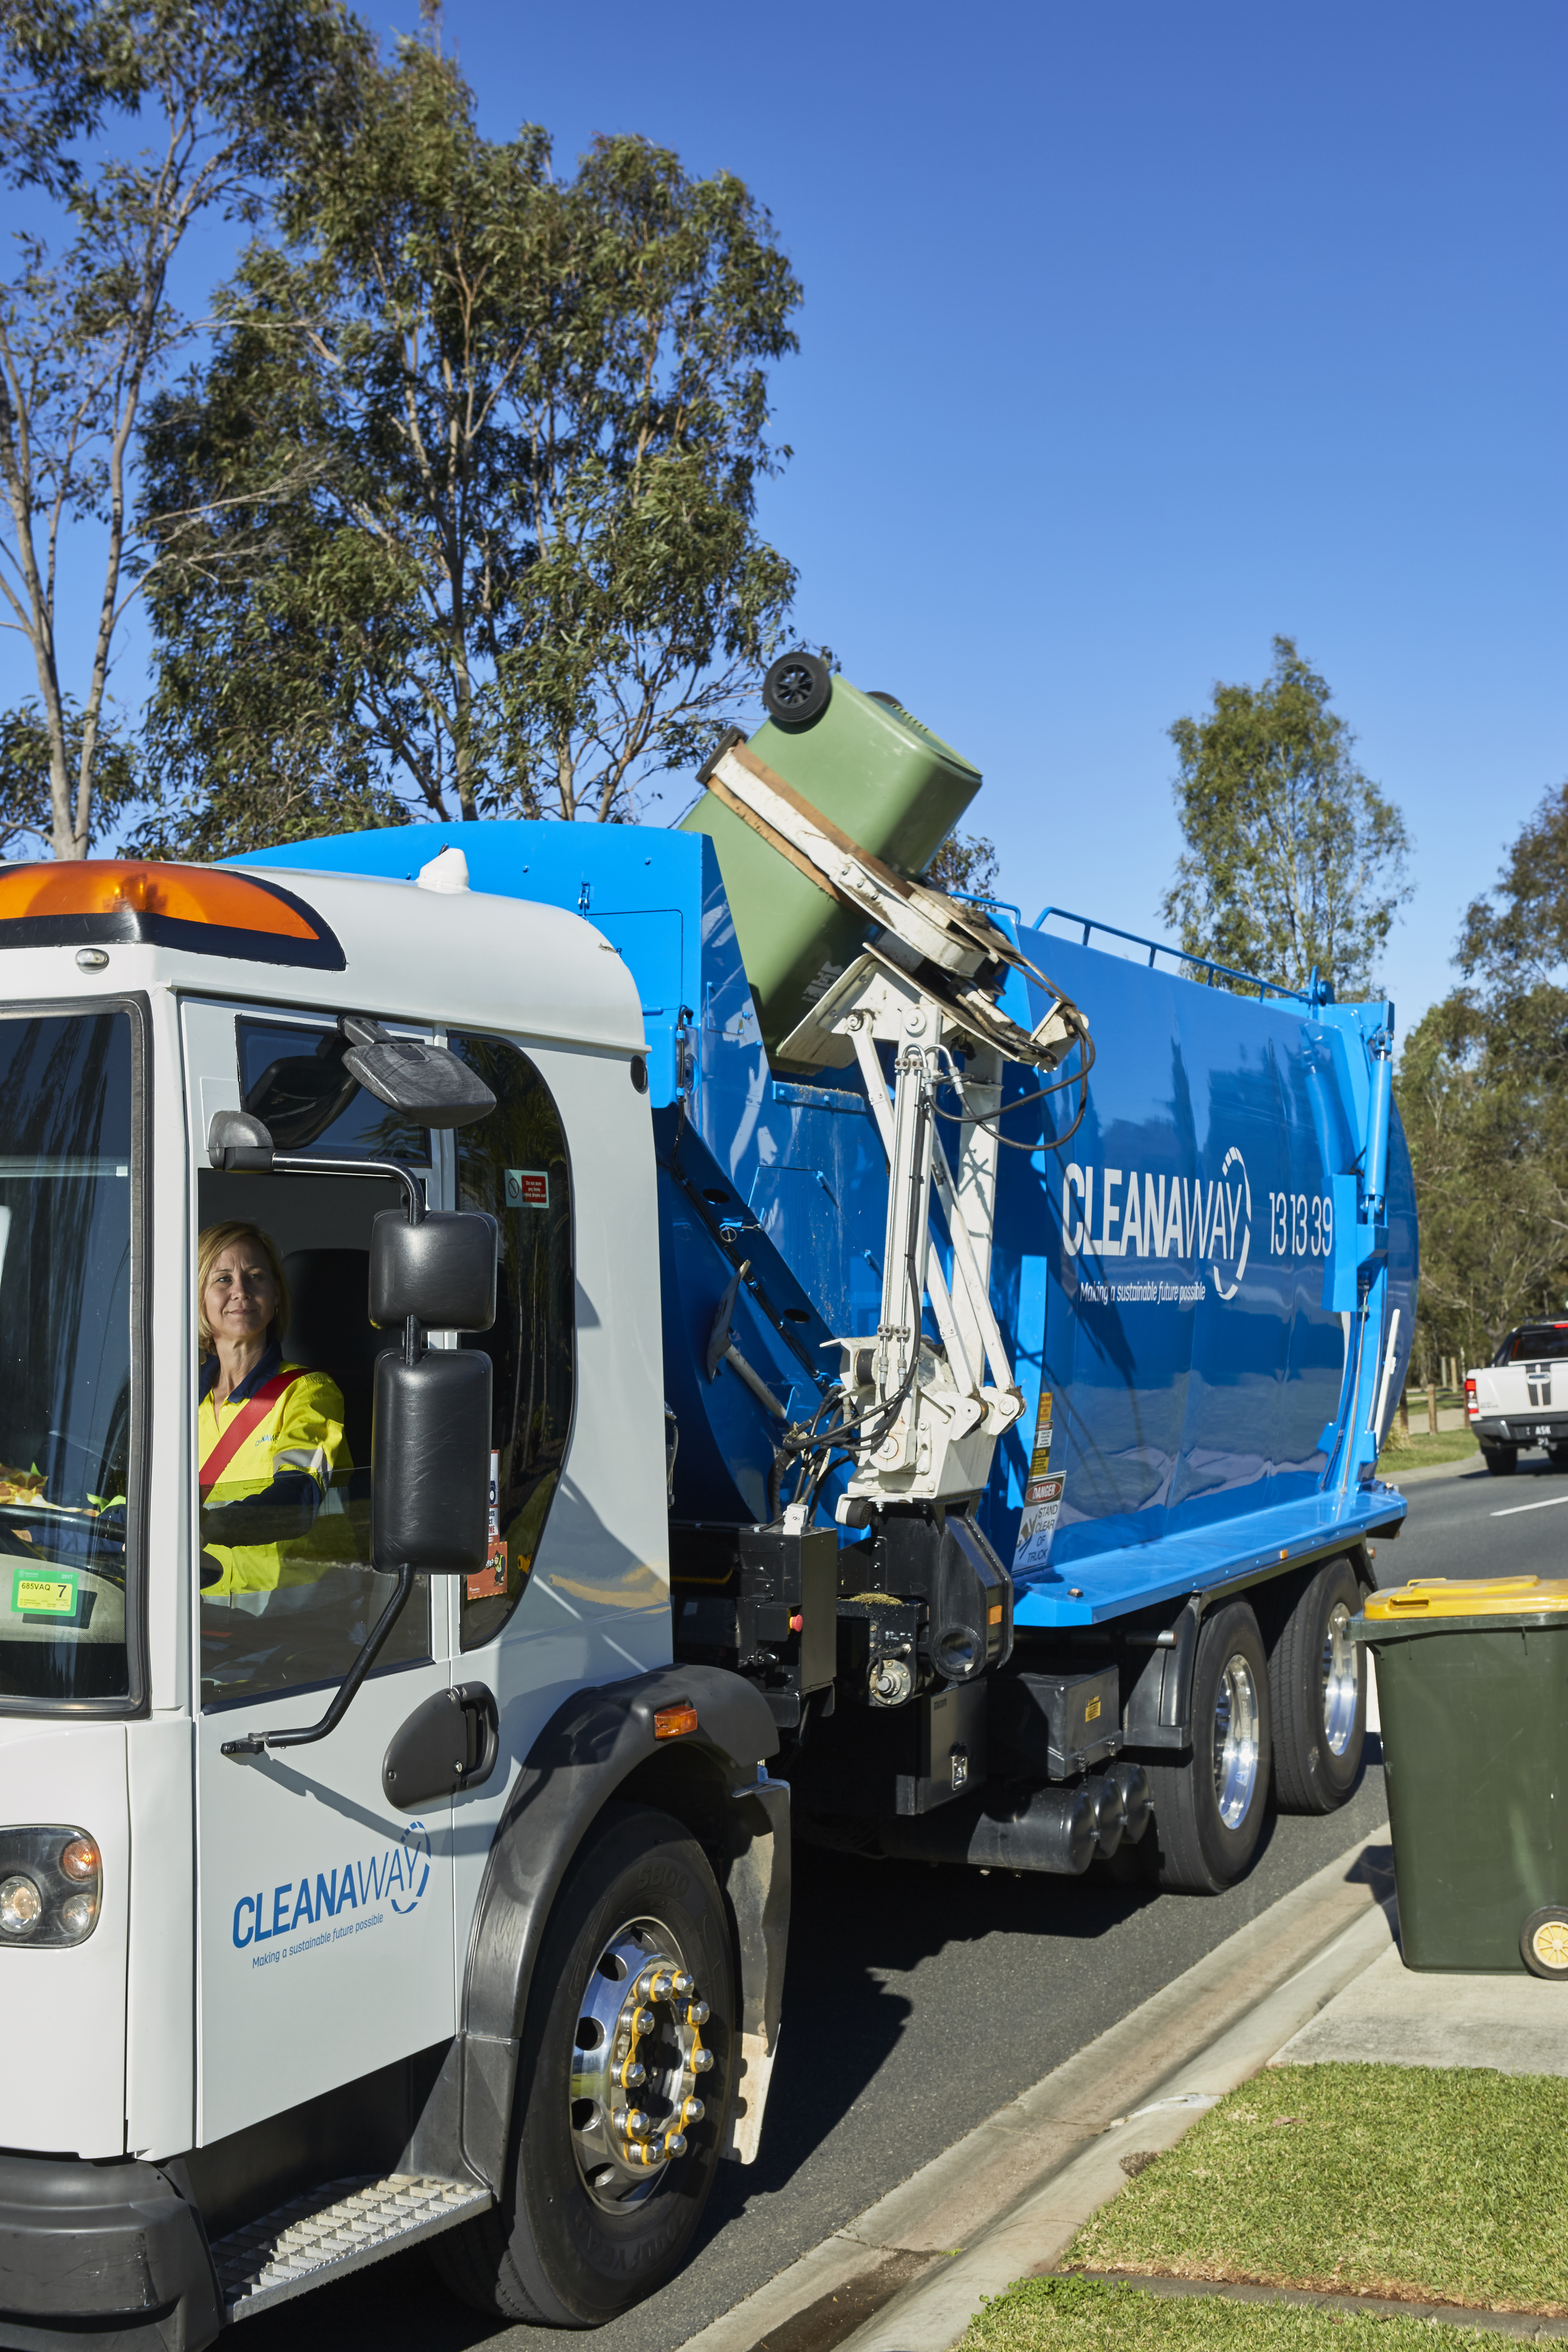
678;657;981;1061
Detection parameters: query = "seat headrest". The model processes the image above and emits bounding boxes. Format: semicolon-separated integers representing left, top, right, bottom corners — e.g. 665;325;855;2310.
281;1248;379;1379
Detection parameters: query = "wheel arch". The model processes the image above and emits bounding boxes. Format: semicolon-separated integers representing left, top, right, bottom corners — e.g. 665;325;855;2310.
458;1662;784;2195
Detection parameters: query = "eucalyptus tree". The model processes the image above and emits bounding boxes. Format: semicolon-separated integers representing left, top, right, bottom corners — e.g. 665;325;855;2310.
138;28;801;850
0;0;360;855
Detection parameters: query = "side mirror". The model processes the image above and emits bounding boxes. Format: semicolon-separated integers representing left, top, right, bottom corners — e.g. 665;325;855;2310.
372;1350;492;1576
208;1109;275;1171
370;1209;497;1331
341;1016;496;1129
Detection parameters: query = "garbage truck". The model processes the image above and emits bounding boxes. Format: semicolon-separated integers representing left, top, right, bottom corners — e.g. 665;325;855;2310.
0;654;1415;2350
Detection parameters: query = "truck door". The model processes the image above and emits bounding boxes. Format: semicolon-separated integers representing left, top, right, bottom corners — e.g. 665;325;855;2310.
182;998;458;2146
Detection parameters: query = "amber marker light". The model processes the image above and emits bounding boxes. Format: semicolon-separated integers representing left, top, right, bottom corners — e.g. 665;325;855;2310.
59;1836;100;1883
0;860;345;970
653;1702;699;1740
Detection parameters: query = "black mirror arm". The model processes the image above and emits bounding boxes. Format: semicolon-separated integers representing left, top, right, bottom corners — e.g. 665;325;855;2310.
220;1565;416;1760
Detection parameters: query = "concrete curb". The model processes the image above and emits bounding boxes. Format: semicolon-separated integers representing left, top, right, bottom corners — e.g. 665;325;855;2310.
678;1826;1396;2352
1379;1450;1483;1485
839;1895;1398;2352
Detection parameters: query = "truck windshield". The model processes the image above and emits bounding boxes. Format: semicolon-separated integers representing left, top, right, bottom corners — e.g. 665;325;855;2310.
0;1010;135;1704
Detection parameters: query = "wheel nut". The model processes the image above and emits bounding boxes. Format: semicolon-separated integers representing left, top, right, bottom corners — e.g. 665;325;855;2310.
682;2097;705;2123
686;1999;709;2025
624;2109;651;2138
672;1971;694;1995
623;2061;646;2087
692;2047;714;2073
633;2006;656;2035
664;2131;688;2158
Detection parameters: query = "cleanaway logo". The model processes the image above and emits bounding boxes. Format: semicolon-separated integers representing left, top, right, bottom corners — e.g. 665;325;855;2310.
1062;1149;1252;1301
232;1820;432;1955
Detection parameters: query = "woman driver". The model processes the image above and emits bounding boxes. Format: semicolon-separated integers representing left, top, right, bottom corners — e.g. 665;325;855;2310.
197;1221;349;1595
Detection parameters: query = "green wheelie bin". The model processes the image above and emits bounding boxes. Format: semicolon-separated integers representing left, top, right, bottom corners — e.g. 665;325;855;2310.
680;653;981;1061
1353;1576;1568;1978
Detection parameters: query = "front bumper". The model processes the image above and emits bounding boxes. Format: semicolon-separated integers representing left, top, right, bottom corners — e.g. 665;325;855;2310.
0;2152;218;2352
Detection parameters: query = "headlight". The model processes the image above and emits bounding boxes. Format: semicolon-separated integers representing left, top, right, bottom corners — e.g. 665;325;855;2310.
0;1829;101;1946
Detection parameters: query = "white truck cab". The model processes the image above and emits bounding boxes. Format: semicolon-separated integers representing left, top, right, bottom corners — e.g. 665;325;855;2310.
1466;1321;1568;1476
0;858;787;2348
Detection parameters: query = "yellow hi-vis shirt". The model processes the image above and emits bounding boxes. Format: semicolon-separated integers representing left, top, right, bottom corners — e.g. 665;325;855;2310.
198;1349;350;1596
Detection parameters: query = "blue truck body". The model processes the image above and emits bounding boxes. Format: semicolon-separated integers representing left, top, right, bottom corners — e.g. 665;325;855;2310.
236;821;1413;1610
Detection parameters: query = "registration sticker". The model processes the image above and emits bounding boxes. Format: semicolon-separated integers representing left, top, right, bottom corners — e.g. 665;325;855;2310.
11;1567;78;1619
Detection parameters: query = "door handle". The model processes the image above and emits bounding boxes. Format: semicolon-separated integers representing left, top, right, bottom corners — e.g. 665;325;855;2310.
382;1681;499;1811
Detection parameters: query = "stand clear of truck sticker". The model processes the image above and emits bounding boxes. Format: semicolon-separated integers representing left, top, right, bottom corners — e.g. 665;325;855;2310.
1013;1391;1064;1571
506;1169;549;1208
11;1566;79;1618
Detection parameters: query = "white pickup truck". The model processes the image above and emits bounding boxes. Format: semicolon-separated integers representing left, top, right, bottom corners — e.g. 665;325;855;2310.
1466;1322;1568;1474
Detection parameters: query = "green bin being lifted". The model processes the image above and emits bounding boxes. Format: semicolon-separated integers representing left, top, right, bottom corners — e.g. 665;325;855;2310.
680;658;981;1061
1354;1576;1568;1978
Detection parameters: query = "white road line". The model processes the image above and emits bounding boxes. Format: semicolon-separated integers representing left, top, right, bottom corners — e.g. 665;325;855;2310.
1490;1492;1568;1518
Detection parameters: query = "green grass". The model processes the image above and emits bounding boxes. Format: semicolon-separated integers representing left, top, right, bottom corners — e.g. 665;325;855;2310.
961;2276;1520;2352
1064;2065;1568;2314
1378;1427;1479;1469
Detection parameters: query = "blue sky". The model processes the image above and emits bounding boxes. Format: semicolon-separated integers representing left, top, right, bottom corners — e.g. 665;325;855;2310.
8;0;1564;1038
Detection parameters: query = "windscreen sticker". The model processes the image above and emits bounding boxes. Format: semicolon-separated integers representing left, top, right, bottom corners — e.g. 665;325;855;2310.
506;1168;549;1209
1013;1392;1064;1572
11;1567;78;1618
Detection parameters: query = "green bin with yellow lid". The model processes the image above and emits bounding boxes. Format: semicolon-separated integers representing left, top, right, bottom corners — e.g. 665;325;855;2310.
1353;1576;1568;1977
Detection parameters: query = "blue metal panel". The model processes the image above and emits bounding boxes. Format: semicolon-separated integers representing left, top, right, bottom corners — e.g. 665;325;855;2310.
978;926;1414;1620
231;824;1412;1623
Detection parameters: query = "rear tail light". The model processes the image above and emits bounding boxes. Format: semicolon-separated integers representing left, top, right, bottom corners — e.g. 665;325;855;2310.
1465;1378;1479;1420
0;1829;100;1946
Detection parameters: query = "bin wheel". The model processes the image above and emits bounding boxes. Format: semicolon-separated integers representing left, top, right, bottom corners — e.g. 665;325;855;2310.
1145;1602;1272;1894
1521;1907;1568;1980
430;1804;733;2326
763;651;832;728
1481;1443;1518;1476
1267;1557;1366;1815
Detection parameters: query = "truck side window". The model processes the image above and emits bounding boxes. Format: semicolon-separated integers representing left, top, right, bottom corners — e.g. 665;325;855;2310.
198;1025;434;1707
448;1035;574;1651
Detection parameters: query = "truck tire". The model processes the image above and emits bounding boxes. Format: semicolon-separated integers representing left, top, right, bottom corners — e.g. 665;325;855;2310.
1145;1602;1272;1894
431;1803;733;2327
1266;1557;1366;1814
1481;1443;1518;1476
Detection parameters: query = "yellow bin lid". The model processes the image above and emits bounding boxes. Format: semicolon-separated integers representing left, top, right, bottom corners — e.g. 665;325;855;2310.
1362;1576;1568;1620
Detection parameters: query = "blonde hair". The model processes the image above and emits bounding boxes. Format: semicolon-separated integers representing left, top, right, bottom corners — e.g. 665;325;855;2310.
197;1222;290;1354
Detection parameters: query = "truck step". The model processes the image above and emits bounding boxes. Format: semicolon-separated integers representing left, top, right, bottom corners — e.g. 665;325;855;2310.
214;2171;493;2320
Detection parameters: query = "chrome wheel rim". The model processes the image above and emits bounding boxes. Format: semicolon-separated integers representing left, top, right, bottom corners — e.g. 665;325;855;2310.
1322;1599;1358;1757
570;1917;712;2212
1212;1653;1261;1828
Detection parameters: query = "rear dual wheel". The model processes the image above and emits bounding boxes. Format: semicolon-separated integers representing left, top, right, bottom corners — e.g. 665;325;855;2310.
1146;1603;1272;1894
1268;1556;1367;1815
432;1805;732;2328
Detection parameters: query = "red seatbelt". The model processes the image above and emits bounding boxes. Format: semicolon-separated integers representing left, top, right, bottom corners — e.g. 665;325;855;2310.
199;1369;306;1498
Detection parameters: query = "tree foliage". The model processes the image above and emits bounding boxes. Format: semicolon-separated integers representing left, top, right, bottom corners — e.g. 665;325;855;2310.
0;693;136;854
0;0;360;855
136;27;801;849
1396;781;1568;1375
1162;636;1411;999
923;830;998;898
